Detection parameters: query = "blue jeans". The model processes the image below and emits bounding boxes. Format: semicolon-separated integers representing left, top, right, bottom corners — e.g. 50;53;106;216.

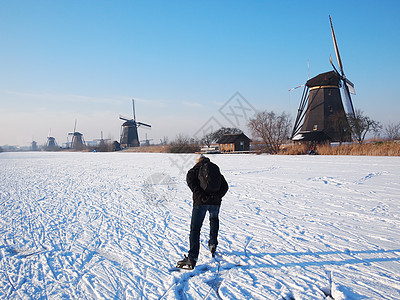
188;205;220;259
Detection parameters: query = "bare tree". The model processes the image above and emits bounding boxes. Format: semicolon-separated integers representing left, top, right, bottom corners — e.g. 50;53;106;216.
168;134;200;153
248;111;291;154
328;112;352;144
349;109;381;144
202;132;214;148
384;121;400;141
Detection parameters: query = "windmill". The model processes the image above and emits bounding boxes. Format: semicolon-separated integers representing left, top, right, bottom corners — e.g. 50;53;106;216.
94;131;111;151
31;139;38;151
46;129;58;150
95;131;110;147
46;137;57;149
68;120;86;150
120;99;151;148
140;133;153;146
291;15;356;143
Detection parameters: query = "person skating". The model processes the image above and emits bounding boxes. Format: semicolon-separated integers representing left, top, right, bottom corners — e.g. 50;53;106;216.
176;155;229;269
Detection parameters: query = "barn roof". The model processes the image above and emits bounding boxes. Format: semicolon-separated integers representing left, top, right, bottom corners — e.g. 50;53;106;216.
217;133;251;144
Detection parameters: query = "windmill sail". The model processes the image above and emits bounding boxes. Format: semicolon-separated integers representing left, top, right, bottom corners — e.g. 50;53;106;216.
329;15;356;119
345;78;356;95
330;15;344;74
119;115;132;121
342;81;356;118
137;122;151;128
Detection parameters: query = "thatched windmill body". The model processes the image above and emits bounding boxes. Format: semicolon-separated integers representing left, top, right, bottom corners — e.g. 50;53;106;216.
291;16;356;143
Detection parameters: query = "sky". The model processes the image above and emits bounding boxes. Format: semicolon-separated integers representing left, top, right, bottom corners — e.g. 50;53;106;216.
1;0;399;147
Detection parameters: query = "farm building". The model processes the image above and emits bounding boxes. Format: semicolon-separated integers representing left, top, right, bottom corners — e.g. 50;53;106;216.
217;133;251;153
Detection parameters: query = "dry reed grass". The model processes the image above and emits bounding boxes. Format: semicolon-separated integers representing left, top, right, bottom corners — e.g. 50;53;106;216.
122;145;169;153
123;142;400;156
280;142;400;156
280;144;309;155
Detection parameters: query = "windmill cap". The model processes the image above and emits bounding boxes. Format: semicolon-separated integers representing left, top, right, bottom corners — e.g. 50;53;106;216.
306;71;340;87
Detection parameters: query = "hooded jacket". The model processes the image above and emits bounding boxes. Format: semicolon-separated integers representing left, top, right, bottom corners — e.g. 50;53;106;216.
186;157;229;206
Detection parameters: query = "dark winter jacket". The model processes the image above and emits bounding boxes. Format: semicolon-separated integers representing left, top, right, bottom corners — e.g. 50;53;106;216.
186;157;229;206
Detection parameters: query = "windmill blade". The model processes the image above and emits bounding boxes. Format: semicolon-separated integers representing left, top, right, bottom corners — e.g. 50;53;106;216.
68;131;76;147
346;82;356;95
344;78;356;94
329;55;340;75
73;119;77;133
119;115;132;121
288;84;305;92
330;54;356;95
132;99;136;121
344;77;354;88
137;122;151;128
291;85;309;139
329;15;344;75
342;84;356;118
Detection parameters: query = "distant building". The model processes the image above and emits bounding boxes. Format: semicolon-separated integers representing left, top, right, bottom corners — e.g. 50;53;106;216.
217;133;251;152
112;141;121;151
31;141;38;151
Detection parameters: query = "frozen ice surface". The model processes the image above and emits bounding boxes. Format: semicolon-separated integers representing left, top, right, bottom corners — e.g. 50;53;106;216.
1;152;399;299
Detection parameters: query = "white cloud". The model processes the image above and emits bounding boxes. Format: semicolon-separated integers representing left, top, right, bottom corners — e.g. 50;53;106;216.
182;101;203;108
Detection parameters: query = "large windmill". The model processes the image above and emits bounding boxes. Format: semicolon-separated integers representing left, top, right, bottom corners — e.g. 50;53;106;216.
120;99;151;148
68;120;86;150
291;16;356;143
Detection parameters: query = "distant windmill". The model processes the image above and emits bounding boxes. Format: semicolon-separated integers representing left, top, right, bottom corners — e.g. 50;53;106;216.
291;16;356;143
94;131;110;149
120;99;151;148
68;120;86;150
46;129;58;150
31;140;38;151
140;133;153;146
46;137;57;148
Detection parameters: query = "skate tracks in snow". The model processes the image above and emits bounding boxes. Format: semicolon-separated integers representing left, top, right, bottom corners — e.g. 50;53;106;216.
1;152;399;299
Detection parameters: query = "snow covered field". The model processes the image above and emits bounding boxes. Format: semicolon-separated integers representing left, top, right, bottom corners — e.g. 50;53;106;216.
1;152;399;299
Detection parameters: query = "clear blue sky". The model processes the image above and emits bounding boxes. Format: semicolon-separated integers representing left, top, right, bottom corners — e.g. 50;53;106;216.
1;0;399;146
